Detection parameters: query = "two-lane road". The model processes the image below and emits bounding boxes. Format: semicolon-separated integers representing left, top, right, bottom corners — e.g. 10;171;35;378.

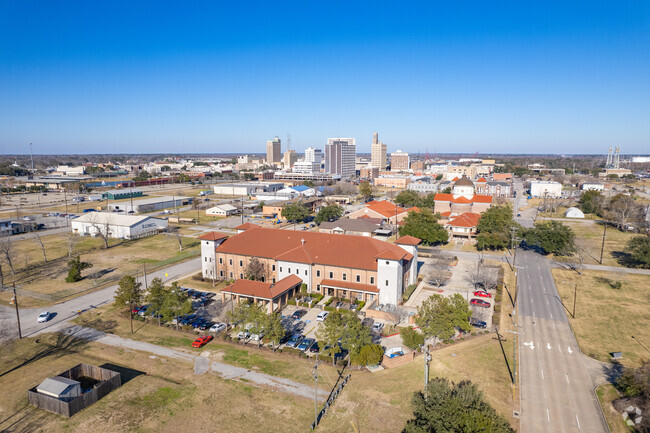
517;249;607;433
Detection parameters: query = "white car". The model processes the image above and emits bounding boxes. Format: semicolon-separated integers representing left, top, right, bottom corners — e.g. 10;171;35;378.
371;322;384;333
316;311;329;322
37;311;50;323
210;322;227;333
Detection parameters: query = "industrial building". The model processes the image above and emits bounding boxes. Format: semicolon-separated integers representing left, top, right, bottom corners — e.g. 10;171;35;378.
107;196;192;213
530;181;563;198
101;188;144;200
71;212;168;239
206;204;239;216
213;182;284;196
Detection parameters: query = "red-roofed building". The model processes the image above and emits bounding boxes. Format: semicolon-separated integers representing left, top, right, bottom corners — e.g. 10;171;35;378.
347;200;419;224
200;227;420;305
221;275;303;313
445;213;481;239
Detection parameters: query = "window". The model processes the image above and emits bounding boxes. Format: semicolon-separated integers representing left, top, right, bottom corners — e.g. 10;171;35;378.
316;270;321;277
280;267;283;272
288;268;291;273
219;257;223;264
272;278;276;283
386;280;389;286
229;272;233;278
342;273;347;281
219;271;223;277
329;272;333;279
272;265;275;271
229;259;233;265
240;273;243;279
239;260;243;267
316;285;321;292
204;257;207;262
304;270;308;276
356;275;360;282
370;277;375;284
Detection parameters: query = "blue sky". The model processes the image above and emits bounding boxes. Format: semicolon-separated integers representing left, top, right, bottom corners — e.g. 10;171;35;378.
1;1;649;155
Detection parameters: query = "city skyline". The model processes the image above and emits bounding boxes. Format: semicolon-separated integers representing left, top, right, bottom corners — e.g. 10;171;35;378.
1;2;649;155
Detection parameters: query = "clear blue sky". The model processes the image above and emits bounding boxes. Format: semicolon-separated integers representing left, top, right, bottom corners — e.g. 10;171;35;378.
1;1;649;155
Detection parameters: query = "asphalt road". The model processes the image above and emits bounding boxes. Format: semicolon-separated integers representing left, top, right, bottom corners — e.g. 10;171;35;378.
0;257;201;339
517;249;608;433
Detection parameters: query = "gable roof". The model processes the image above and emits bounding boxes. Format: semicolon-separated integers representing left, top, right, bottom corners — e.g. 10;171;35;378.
234;222;259;231
222;275;302;300
73;212;158;227
395;235;422;246
319;218;380;233
37;377;80;396
476;177;487;182
216;227;414;270
198;232;229;241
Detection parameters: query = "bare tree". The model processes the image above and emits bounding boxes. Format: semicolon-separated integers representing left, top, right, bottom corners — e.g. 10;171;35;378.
88;212;112;249
427;261;450;289
171;227;183;251
607;195;643;231
33;232;47;264
67;230;80;258
0;235;16;279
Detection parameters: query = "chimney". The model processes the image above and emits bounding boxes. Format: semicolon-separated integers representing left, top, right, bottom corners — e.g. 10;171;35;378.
301;238;305;245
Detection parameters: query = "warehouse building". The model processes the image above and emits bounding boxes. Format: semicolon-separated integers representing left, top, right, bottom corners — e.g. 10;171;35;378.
213;182;284;196
107;196;192;213
101;188;144;200
71;212;168;239
206;204;238;216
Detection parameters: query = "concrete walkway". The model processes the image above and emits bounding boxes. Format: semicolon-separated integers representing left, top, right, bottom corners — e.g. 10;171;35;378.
556;262;650;275
63;325;328;401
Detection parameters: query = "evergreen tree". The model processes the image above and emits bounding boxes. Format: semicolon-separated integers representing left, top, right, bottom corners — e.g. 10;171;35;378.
65;255;92;283
400;209;448;245
113;275;143;313
315;203;344;224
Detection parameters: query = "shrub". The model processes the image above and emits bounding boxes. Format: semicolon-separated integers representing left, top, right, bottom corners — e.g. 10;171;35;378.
355;301;366;311
324;297;336;307
351;344;384;366
324;306;336;312
401;326;425;350
402;284;418;302
612;281;623;290
300;283;308;294
191;272;205;282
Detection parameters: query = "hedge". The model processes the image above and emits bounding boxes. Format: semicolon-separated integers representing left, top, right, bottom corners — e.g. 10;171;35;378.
355;301;366;311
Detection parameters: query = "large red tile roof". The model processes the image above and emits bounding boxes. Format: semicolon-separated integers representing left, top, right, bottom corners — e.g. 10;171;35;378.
222;275;303;299
434;193;493;204
216;227;414;270
448;212;481;228
319;279;379;293
235;222;260;231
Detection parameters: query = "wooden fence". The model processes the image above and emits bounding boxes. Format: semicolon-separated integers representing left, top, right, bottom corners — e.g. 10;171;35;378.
28;363;121;418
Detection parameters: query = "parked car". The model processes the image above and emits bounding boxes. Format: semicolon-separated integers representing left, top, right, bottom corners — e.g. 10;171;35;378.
198;321;214;331
308;341;320;353
473;291;492;298
297;338;315;351
131;305;143;314
316;311;329;322
209;322;227;333
191;335;213;348
37;311;50;323
470;299;491;308
237;330;251;340
180;314;197;325
371;322;384;333
470;318;487;329
291;309;307;320
137;305;151;316
286;334;303;348
250;332;265;342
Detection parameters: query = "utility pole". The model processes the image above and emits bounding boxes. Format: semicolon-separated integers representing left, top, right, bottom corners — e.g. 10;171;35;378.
12;283;22;339
573;283;577;318
600;223;607;265
424;344;431;395
312;360;321;427
29;142;35;173
143;263;148;289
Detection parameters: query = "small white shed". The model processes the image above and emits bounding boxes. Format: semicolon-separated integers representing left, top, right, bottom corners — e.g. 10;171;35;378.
564;207;585;219
206;204;238;216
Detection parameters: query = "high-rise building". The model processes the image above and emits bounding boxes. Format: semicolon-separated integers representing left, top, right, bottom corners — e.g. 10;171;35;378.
391;150;410;171
283;150;298;169
325;138;356;177
266;136;282;164
304;147;323;164
371;132;387;169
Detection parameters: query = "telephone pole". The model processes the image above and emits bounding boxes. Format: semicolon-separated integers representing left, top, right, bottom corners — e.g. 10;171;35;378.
312;359;321;427
12;283;22;339
424;344;431;394
600;223;607;265
573;283;577;318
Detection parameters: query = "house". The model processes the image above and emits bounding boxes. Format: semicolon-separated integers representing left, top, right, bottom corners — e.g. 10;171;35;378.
347;200;419;224
71;212;168;239
262;197;323;220
221;275;303;313
475;178;513;197
36;377;81;402
318;218;382;237
200;226;420;306
206;204;238;216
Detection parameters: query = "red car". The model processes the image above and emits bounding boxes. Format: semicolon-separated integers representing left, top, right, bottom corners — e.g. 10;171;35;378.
470;299;491;308
191;335;213;348
473;291;492;298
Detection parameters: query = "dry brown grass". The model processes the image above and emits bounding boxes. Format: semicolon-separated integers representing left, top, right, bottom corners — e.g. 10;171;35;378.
2;233;199;303
553;269;650;366
596;384;630;433
563;221;637;267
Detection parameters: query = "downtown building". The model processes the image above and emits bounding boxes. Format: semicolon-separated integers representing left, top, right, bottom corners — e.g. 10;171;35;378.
371;132;387;169
266;136;282;164
390;150;410;172
325;138;356;178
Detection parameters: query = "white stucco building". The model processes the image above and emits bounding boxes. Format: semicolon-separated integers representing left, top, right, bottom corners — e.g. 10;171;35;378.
71;212;168;239
530;181;563;198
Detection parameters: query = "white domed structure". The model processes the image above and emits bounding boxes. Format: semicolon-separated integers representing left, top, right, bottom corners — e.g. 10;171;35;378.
452;176;475;200
564;207;585;219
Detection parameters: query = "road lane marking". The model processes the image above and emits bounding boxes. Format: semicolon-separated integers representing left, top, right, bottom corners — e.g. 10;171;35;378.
546;298;549;305
546;342;551;350
566;374;569;384
549;312;553;319
567;347;573;354
576;414;581;429
547;408;550;422
558;344;561;352
524;341;535;350
541;370;544;380
552;322;555;329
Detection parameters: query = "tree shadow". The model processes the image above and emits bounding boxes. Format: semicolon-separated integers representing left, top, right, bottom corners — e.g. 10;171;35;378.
98;363;145;385
0;332;89;378
603;360;625;385
612;251;637;268
87;267;116;280
0;404;52;433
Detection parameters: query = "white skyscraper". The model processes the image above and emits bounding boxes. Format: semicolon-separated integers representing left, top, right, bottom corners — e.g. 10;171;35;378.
304;147;323;164
325;138;356;177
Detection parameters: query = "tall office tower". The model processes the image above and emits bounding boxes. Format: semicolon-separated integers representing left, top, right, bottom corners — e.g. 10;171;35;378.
390;150;410;171
283;150;298;169
266;136;282;164
304;147;323;164
325;138;356;177
371;132;387;169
